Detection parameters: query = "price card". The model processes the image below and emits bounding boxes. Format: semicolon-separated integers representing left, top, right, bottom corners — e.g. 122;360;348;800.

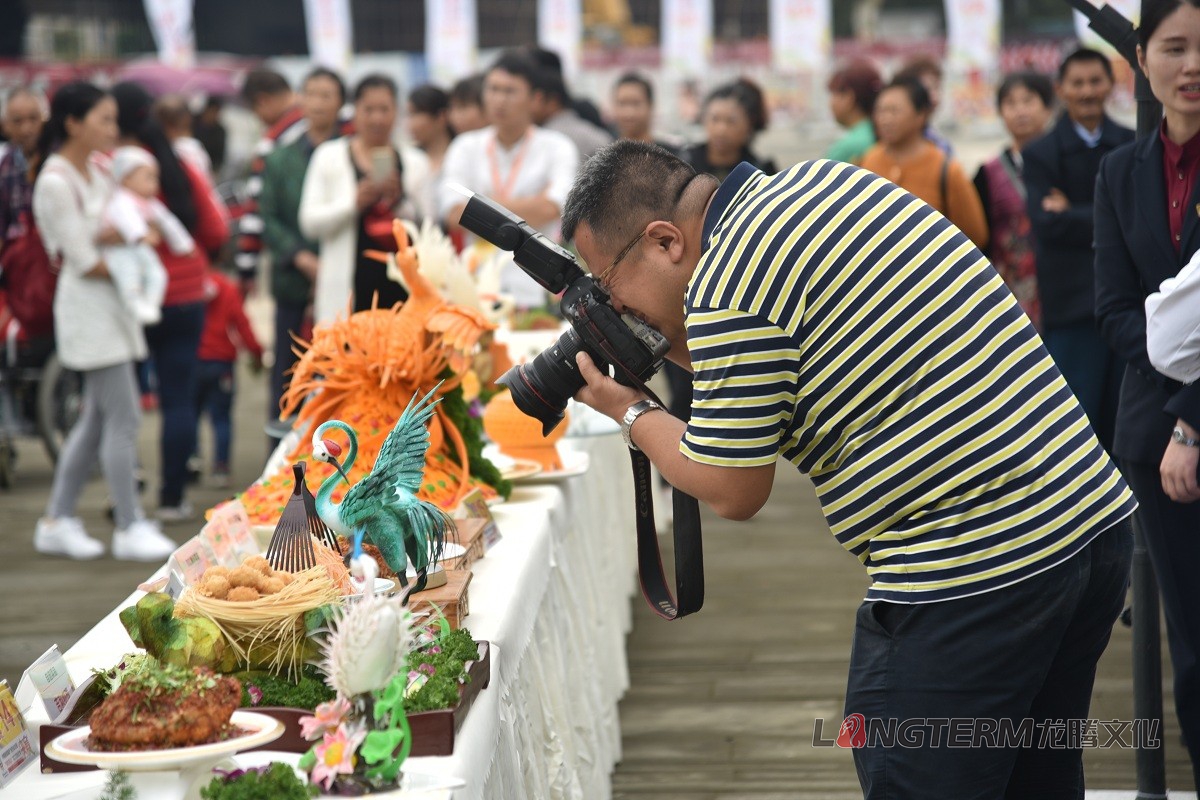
454;488;502;550
25;645;74;721
202;499;257;565
170;536;216;586
0;680;36;788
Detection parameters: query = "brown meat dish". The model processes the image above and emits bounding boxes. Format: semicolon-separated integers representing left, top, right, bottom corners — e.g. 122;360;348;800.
89;668;242;750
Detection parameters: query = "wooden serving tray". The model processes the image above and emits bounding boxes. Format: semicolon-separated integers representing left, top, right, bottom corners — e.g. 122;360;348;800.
409;569;471;629
444;518;487;571
38;642;492;772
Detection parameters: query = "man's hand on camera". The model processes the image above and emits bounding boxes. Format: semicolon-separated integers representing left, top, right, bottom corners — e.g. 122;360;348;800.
574;352;647;421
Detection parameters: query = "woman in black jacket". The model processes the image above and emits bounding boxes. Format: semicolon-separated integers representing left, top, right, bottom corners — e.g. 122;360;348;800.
1094;0;1200;786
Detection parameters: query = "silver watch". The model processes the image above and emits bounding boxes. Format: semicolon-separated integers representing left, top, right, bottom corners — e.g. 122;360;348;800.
1173;426;1199;448
621;400;663;451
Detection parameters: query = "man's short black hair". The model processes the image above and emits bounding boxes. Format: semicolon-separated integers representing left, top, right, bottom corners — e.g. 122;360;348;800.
996;71;1054;110
561;140;697;249
1058;48;1114;82
487;50;541;91
615;72;654;105
354;73;398;102
303;66;347;104
450;73;484;107
532;66;569;105
241;68;291;105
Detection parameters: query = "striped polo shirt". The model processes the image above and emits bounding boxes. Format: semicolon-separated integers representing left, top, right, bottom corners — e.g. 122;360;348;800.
682;161;1136;603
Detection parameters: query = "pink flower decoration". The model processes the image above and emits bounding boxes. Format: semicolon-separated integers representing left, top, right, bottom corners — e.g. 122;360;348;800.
246;685;263;706
300;697;352;741
311;723;366;791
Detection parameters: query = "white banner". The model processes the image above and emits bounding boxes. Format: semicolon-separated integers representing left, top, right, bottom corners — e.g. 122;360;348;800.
538;0;582;79
661;0;712;78
1073;0;1140;53
769;0;830;73
142;0;195;69
944;0;1001;124
944;0;1001;74
426;0;477;87
303;0;353;73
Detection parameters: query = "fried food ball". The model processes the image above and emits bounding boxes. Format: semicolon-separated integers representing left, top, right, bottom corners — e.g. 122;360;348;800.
244;555;273;576
260;576;285;595
274;571;294;585
205;566;231;580
201;574;231;599
228;566;264;590
226;586;260;602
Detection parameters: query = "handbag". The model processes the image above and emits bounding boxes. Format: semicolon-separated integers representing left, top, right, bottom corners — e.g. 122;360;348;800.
0;206;60;337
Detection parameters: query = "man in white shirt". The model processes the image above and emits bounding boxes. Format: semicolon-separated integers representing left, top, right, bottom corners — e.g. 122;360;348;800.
1147;248;1200;384
440;50;578;307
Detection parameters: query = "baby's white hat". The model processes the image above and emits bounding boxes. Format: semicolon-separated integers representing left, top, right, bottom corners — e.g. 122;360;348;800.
110;146;158;184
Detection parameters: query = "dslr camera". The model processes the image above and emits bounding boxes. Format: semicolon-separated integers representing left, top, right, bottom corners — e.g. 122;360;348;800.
458;191;670;435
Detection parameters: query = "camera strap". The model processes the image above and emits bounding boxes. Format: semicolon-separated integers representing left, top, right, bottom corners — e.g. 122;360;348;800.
629;447;705;619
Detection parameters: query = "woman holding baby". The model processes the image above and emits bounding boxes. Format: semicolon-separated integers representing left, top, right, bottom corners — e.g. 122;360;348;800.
29;81;177;562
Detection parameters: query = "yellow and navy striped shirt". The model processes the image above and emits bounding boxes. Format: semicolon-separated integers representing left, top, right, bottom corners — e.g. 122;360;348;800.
682;161;1136;603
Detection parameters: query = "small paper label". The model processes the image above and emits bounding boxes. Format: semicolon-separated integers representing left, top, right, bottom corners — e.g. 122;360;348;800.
0;681;36;788
26;645;74;720
454;488;502;550
170;537;216;585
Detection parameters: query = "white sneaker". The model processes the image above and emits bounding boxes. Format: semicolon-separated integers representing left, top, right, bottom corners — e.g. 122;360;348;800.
112;519;177;562
35;517;105;560
156;501;194;523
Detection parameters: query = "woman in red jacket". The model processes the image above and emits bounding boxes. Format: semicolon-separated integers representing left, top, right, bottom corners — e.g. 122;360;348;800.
112;82;229;521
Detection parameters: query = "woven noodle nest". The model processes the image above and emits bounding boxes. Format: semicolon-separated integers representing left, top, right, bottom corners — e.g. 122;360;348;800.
176;566;339;677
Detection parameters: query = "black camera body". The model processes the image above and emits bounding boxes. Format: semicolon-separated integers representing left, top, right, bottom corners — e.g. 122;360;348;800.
458;191;670;434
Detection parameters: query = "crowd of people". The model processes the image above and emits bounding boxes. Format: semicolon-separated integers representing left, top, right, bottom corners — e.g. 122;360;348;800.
0;4;1198;791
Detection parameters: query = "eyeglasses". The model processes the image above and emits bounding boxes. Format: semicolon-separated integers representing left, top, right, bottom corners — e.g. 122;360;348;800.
593;229;645;293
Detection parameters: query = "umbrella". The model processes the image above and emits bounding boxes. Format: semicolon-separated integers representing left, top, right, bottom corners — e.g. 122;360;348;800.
113;59;248;98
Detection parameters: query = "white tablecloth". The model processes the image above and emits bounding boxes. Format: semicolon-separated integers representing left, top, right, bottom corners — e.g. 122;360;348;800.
8;433;636;800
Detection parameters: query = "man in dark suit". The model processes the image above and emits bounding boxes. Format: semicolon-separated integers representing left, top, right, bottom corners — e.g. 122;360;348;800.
1024;48;1134;451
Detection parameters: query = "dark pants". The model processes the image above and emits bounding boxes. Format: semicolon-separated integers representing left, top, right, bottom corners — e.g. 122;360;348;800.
196;359;234;468
144;302;204;507
845;520;1132;799
1123;460;1200;790
269;300;307;447
1043;322;1121;452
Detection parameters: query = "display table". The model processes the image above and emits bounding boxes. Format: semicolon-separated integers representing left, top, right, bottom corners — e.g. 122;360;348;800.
10;432;636;800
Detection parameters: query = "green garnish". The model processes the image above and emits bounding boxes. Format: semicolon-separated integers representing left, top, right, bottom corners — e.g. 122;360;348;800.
199;762;316;800
403;629;480;713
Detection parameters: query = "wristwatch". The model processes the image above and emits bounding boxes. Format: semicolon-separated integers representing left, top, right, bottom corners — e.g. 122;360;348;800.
1172;426;1200;448
621;400;663;451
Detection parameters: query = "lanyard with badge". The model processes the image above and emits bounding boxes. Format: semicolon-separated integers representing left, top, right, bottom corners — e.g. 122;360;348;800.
486;131;532;202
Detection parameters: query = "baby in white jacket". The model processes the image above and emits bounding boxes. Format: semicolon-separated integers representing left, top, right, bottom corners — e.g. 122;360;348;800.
105;147;194;325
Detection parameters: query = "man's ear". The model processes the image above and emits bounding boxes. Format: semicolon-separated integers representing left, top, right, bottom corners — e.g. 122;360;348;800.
646;220;686;262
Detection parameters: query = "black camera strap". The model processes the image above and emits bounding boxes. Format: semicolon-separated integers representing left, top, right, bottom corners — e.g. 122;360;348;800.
584;324;706;619
628;446;705;619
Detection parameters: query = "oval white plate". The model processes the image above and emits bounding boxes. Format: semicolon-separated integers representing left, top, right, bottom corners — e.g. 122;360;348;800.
45;710;284;772
346;576;397;596
520;450;590;482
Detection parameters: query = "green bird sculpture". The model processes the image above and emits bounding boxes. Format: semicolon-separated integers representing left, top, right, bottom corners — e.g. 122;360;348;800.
119;592;237;672
311;385;453;591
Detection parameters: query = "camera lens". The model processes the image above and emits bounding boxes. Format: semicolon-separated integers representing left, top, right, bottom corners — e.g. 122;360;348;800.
497;328;591;436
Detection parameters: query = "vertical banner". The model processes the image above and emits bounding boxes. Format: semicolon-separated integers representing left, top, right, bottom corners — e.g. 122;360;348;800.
769;0;831;73
662;0;712;78
944;0;1001;123
142;0;195;69
538;0;582;79
426;0;478;87
303;0;354;73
